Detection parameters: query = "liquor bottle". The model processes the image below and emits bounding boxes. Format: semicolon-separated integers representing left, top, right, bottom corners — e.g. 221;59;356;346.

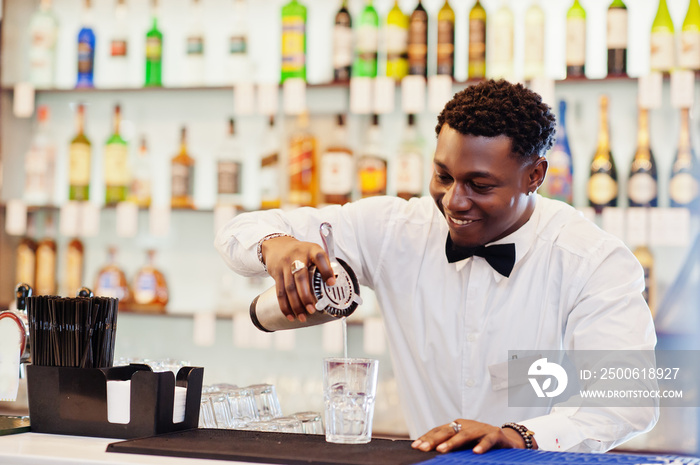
145;0;163;87
670;108;700;210
105;0;129;88
94;246;130;303
171;127;195;209
104;104;129;206
386;0;408;81
395;114;424;200
680;0;700;71
24;104;56;206
63;238;84;298
566;0;586;78
543;100;573;205
35;215;57;296
587;96;618;213
627;108;658;208
632;245;656;316
607;0;628;76
523;1;545;80
132;249;169;311
68;103;91;202
488;2;514;79
288;111;318;207
408;0;428;77
468;0;487;80
353;1;379;78
28;0;59;89
281;0;307;82
16;219;37;290
333;0;352;82
650;0;675;73
76;0;96;88
226;0;252;85
260;116;282;210
217;118;244;207
128;137;152;208
320;114;354;205
436;0;455;77
358;114;387;198
184;0;206;86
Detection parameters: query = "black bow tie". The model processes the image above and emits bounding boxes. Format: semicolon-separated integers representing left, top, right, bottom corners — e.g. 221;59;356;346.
445;236;516;278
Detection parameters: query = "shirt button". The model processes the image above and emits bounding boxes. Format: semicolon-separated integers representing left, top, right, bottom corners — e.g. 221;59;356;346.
467;333;477;342
466;379;475;388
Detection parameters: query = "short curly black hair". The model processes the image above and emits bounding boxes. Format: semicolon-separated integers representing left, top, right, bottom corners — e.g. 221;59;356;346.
436;79;556;159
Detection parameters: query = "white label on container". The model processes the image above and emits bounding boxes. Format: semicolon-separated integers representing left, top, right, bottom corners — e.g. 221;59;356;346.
116;201;139;237
0;317;22;402
680;31;700;70
627;173;657;205
601;207;625;241
401;75;426;114
5;199;27;236
373;76;395;114
427;75;453;114
350;77;373;114
671;70;695;109
234;82;256;115
257;82;279;115
566;18;586;66
59;201;81;237
395;152;423;194
193;312;216;347
320;151;354;195
607;9;627;49
637;73;663;109
283;78;307;115
650;32;675;71
13;83;35;118
650;208;690;247
149;205;171;237
625;207;649;247
79;202;100;237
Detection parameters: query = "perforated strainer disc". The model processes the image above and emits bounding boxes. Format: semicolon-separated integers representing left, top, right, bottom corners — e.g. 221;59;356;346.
312;258;362;317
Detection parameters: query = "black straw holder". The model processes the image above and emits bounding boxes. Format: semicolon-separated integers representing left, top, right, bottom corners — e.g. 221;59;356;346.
27;364;204;439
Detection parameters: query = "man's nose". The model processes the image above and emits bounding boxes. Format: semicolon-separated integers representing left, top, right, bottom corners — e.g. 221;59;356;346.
443;183;472;211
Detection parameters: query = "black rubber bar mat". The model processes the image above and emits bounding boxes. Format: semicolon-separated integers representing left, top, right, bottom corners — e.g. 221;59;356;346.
107;428;439;465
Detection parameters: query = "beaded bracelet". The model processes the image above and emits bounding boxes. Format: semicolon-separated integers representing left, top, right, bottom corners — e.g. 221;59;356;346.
501;422;535;450
256;233;294;273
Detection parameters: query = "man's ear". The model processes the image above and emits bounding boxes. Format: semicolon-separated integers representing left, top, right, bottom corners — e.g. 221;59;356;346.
529;157;548;193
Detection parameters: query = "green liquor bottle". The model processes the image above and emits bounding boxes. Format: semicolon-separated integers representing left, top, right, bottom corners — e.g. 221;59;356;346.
607;0;627;76
145;0;163;87
104;104;129;205
281;0;307;82
353;0;379;78
386;0;408;81
468;0;486;80
650;0;675;73
566;0;586;78
680;0;700;71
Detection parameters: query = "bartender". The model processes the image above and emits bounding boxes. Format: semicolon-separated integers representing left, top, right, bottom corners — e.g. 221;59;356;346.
215;79;657;454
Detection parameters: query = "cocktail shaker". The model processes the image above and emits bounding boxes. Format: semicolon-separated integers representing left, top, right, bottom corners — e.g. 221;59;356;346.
250;223;362;332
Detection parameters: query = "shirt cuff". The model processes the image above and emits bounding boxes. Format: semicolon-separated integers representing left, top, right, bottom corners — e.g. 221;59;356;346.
519;411;588;452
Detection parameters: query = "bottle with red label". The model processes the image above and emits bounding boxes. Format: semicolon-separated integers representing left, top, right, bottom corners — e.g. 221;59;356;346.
320;114;354;205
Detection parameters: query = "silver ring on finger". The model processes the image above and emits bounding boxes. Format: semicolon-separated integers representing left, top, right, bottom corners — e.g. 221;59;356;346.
449;421;462;434
291;260;306;274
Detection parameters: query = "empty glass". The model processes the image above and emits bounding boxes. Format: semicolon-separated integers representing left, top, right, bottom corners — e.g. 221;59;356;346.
209;392;234;428
199;393;217;428
226;387;258;428
247;384;283;421
271;417;303;433
323;358;379;444
292;411;324;435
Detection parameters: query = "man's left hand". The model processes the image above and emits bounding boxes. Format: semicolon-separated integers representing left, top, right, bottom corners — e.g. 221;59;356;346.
411;419;536;454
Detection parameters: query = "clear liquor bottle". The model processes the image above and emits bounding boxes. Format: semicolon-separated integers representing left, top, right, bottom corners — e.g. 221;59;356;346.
184;0;206;86
288;112;318;207
320;114;354;205
488;1;514;79
128;137;152;208
68;103;92;202
132;249;169;312
171;127;196;209
226;0;252;84
24;105;56;206
104;0;129;88
260;116;282;210
627;108;658;208
28;0;59;89
395;114;424;200
333;0;352;82
217;118;245;207
357;114;387;198
104;104;129;206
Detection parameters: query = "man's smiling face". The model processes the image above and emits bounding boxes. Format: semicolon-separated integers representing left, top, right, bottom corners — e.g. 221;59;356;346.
429;124;545;249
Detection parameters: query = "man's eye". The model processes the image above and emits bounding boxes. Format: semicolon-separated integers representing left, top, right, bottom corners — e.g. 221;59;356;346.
472;183;493;192
436;173;452;183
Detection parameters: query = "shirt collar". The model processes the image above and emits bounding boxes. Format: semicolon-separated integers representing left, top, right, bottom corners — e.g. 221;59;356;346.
453;195;542;282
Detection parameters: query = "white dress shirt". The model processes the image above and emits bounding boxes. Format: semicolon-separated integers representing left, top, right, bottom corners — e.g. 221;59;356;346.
215;194;657;452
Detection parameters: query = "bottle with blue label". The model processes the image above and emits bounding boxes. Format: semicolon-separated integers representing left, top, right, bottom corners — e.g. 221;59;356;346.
543;100;573;205
76;0;96;88
132;249;168;312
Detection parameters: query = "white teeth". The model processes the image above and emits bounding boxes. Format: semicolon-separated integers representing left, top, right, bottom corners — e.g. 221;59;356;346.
451;217;473;225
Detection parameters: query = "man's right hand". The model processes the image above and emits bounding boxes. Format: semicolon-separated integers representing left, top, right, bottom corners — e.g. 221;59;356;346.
260;236;337;322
